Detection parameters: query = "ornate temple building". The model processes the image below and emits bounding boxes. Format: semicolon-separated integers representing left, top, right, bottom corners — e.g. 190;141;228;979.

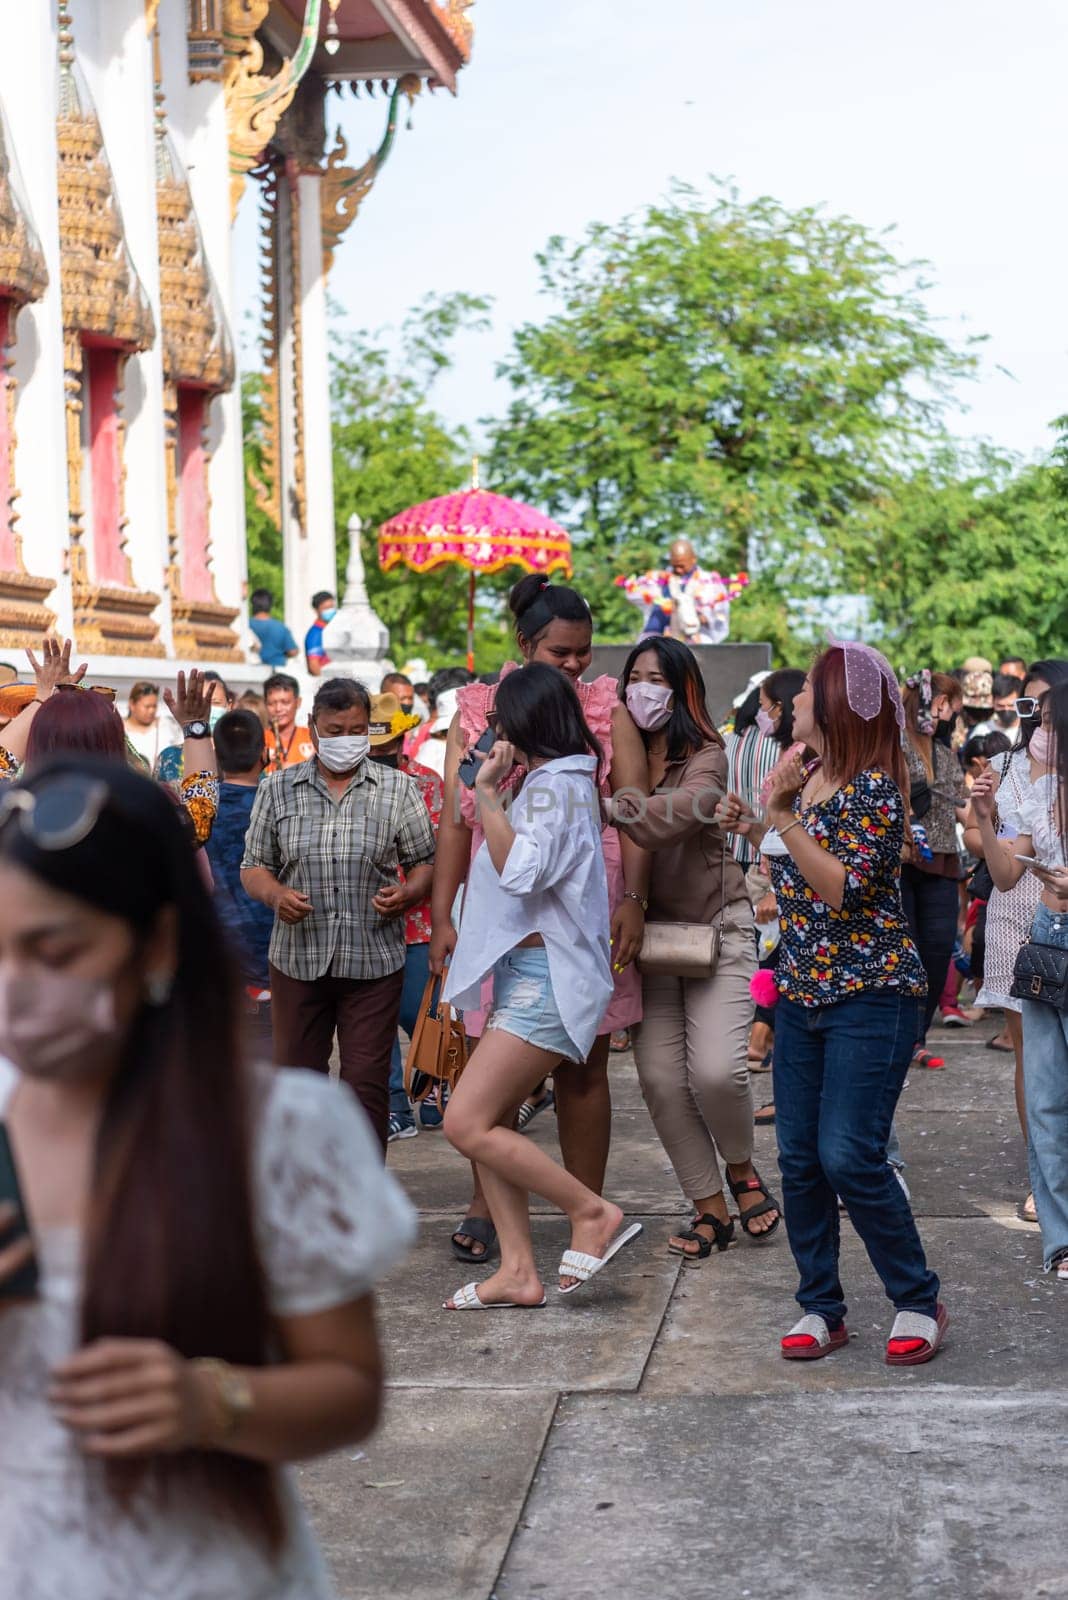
0;0;472;686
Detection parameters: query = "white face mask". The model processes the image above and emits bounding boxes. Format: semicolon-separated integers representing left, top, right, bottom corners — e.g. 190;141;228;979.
315;733;369;773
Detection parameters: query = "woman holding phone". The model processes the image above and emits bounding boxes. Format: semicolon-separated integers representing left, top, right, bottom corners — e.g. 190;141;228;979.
971;679;1068;1279
716;643;946;1365
431;577;649;1270
441;664;641;1306
0;759;413;1597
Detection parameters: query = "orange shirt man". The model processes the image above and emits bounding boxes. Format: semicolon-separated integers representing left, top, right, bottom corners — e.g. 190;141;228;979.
264;673;315;770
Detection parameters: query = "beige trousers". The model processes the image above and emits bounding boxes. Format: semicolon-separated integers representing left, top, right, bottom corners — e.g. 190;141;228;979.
632;903;756;1201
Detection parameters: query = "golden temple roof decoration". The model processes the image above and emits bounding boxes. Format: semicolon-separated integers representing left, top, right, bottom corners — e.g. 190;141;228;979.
145;0;163;31
56;4;154;349
224;0;324;218
320;75;419;276
431;0;475;62
154;72;235;390
0;104;48;306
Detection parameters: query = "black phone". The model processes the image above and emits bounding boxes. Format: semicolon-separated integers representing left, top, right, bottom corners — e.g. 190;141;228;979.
0;1123;39;1301
458;726;497;789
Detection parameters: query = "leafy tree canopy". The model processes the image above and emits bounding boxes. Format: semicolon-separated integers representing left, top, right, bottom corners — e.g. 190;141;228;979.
485;180;982;648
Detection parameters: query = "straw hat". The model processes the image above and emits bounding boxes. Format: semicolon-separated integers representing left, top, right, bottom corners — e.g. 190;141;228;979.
0;683;37;719
369;692;422;747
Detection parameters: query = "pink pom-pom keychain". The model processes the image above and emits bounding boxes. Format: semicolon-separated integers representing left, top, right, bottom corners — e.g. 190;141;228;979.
750;968;779;1010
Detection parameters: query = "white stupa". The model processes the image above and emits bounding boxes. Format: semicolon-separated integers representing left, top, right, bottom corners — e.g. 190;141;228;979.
320;515;394;692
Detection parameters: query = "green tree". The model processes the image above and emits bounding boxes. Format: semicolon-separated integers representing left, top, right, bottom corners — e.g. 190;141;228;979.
243;292;498;666
485;181;981;650
852;447;1068;668
243;371;284;602
330;292;500;665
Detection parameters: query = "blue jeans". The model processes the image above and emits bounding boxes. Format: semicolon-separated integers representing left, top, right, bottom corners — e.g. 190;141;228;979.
1021;904;1068;1270
389;943;432;1113
774;991;940;1325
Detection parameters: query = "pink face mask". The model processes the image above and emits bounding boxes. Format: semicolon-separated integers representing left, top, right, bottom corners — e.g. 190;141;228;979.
0;969;121;1082
756;707;777;737
626;681;674;732
1030;727;1055;767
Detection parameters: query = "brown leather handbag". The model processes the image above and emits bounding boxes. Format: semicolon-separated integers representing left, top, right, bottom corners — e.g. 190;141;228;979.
404;972;468;1108
637;826;729;980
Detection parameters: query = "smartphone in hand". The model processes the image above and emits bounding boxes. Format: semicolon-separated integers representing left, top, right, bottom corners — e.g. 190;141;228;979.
458;726;498;789
0;1124;39;1301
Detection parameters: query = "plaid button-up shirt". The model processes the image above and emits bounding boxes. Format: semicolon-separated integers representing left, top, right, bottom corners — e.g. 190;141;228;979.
241;757;436;982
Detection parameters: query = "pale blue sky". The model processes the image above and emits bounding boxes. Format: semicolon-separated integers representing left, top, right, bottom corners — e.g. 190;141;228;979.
236;0;1068;461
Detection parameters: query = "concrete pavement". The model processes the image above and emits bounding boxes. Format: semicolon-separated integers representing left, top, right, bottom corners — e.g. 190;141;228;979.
301;1017;1068;1599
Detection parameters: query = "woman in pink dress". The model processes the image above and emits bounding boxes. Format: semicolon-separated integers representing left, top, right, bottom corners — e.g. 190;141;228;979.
430;576;649;1265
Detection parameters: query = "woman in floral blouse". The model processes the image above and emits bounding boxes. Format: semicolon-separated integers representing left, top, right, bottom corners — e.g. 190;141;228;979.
718;643;947;1368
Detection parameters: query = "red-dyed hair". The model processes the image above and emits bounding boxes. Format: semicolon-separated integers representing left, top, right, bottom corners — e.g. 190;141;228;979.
25;689;127;768
810;647;909;800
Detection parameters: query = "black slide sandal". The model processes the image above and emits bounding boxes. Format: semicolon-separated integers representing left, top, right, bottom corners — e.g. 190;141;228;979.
728;1171;782;1241
450;1216;499;1264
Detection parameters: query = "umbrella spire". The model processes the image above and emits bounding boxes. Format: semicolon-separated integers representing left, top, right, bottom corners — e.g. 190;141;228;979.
470;455;480;490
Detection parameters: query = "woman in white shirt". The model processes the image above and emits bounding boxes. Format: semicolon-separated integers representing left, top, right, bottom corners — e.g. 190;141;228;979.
443;663;641;1306
0;758;414;1598
972;679;1068;1279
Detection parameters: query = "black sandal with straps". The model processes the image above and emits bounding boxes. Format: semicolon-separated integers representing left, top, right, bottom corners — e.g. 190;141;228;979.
728;1170;782;1241
667;1212;735;1260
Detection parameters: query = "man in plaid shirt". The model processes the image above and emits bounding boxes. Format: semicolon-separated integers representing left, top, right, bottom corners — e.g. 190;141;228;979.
242;678;435;1148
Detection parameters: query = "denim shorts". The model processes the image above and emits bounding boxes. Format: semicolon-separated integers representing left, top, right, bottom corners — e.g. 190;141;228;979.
486;947;581;1062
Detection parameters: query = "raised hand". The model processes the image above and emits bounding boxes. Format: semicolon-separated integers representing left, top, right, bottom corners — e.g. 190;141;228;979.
164;669;214;730
25;636;87;699
970;767;999;823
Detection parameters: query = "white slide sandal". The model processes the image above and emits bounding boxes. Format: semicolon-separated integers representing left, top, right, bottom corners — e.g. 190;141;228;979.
443;1282;547;1311
557;1222;644;1295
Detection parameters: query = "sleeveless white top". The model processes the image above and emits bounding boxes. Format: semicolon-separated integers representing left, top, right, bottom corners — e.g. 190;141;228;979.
0;1062;415;1600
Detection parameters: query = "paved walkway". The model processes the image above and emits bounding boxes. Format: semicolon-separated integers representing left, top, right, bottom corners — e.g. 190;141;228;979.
301;1018;1068;1600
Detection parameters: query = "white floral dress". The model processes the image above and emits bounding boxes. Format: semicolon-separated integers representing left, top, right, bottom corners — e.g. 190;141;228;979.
0;1064;415;1600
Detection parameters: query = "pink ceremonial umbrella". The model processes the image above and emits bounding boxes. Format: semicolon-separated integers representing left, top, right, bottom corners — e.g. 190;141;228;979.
377;460;573;672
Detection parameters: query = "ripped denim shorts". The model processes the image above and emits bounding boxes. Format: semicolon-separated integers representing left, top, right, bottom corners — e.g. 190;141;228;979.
486;946;581;1062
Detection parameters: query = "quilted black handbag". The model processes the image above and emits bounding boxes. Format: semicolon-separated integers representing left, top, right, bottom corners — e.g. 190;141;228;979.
1011;940;1068;1010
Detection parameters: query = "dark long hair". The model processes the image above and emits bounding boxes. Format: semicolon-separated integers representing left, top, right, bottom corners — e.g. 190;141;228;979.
1019;659;1068;754
810;646;909;801
492;661;603;769
1043;680;1068;845
763;668;806;750
508;574;592;647
0;759;282;1547
25;689;126;767
620;636;722;763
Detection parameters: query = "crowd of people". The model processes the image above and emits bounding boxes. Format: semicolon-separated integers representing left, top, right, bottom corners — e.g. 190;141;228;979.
0;595;1064;1593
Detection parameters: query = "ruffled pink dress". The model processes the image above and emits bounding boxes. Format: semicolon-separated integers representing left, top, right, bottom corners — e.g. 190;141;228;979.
457;664;643;1041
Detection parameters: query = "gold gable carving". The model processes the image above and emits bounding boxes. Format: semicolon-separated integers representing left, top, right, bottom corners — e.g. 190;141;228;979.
223;0;323;219
57;2;161;658
432;0;475;61
57;12;154;349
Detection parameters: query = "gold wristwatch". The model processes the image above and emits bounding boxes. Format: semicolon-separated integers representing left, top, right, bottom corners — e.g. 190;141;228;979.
193;1358;254;1442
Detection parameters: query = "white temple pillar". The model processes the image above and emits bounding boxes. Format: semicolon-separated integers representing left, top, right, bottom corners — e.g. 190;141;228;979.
280;168;337;645
0;4;72;637
74;0;172;652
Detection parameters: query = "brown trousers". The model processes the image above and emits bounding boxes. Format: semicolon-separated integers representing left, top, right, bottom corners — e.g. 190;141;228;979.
269;963;404;1152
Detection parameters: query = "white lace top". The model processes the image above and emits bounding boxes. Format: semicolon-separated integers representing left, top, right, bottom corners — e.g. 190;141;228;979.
0;1063;416;1600
991;747;1036;839
1020;774;1068;870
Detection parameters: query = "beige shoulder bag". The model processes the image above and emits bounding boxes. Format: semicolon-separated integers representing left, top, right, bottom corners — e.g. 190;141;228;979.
636;788;729;980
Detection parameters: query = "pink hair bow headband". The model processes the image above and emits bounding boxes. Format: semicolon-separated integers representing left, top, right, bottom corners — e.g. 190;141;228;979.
828;636;905;729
